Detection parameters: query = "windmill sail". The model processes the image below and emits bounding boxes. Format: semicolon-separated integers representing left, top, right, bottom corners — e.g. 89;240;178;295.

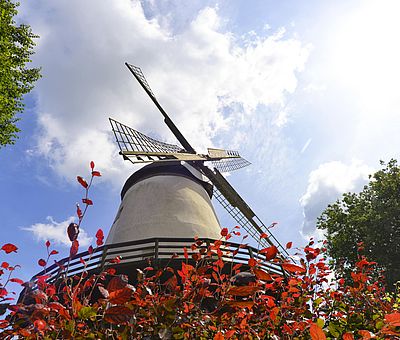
110;118;252;167
198;164;289;257
123;62;289;259
109;118;202;163
110;118;183;154
125;62;196;154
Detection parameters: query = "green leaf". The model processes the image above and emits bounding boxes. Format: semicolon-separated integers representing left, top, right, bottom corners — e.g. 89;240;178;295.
328;323;340;338
313;298;323;307
78;306;97;320
317;318;325;328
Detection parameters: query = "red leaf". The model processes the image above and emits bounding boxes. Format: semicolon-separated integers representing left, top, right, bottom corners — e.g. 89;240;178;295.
268;222;278;229
225;330;235;339
109;256;121;264
286;241;293;249
34;319;46;331
309;323;326;340
227;300;255;309
1;262;9;269
67;223;79;242
0;320;9;329
80;257;86;265
260;246;278;260
260;233;268;239
76;205;83;219
107;275;128;292
253;268;273;281
90;161;95;170
107;268;116;275
358;330;371;339
96;229;104;246
45;240;50;248
214;332;224;340
88;245;93;254
50;250;59;255
70;240;79;257
232;263;242;271
104;306;133;324
31;289;48;303
10;278;24;285
192;253;201;261
48;302;71;320
183;247;188;260
36;275;50;286
108;287;133;304
343;333;354;340
282;263;306;274
385;312;400;326
96;229;104;239
77;176;88;188
226;285;261;296
220;228;228;237
1;243;18;254
82;198;93;205
248;258;257;267
38;259;47;267
92;171;101;177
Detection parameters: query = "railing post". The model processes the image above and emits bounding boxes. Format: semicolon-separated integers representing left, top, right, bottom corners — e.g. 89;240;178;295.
248;246;254;259
99;245;109;271
154;239;159;268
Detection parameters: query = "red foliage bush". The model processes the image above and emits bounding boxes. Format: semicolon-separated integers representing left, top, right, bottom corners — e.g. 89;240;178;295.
0;162;399;339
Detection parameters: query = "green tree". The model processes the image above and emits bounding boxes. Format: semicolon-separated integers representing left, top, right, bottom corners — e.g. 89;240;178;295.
317;159;400;290
0;0;41;147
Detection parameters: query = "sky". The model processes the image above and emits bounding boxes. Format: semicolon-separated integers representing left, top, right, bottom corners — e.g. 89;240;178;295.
1;0;400;283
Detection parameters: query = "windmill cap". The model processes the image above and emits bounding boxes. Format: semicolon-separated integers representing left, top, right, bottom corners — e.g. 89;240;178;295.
121;162;213;200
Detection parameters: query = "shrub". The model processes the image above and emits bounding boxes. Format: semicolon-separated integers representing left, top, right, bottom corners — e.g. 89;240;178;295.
0;163;399;339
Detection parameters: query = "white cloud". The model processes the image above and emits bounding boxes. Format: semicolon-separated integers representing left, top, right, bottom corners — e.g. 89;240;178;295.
23;216;92;247
20;1;309;187
299;160;372;237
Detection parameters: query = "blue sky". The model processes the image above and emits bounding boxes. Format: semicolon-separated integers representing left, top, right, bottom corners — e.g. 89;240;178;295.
2;0;400;283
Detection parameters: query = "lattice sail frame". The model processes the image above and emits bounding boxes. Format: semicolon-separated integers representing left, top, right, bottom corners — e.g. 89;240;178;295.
126;63;156;100
110;118;183;154
110;118;251;171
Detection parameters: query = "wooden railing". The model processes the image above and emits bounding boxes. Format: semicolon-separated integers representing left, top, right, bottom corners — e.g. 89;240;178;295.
29;237;284;283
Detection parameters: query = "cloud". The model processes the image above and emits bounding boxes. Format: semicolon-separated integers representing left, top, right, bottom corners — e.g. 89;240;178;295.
20;1;309;187
299;160;372;237
23;216;92;247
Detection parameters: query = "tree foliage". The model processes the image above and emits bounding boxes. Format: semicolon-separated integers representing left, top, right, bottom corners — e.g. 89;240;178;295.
0;0;41;147
317;159;400;290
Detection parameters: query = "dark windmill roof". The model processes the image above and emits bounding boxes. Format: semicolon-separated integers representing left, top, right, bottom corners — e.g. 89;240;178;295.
121;162;213;199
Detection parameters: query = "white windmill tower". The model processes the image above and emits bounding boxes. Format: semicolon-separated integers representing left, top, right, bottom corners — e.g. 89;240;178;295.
105;63;289;269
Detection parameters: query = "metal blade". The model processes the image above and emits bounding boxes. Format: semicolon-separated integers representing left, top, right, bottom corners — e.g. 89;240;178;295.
109;118;184;154
125;62;196;154
207;148;251;173
197;164;289;258
211;157;251;173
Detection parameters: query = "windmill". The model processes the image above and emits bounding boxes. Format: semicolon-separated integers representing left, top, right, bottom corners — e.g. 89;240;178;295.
19;63;289;300
106;62;289;260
